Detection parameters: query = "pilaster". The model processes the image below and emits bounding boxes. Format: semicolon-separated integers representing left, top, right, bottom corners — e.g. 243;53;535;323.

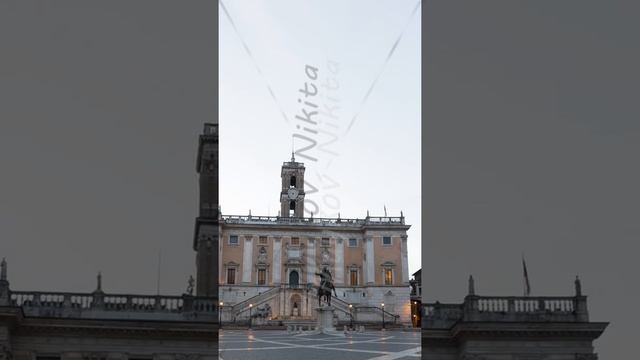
272;237;282;284
242;235;254;283
307;238;316;284
400;235;409;284
335;238;344;285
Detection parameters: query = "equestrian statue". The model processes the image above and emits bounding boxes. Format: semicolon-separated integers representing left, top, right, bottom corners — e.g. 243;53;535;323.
315;267;338;307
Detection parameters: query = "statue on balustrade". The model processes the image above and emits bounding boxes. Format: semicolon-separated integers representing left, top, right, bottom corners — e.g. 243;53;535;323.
186;275;195;296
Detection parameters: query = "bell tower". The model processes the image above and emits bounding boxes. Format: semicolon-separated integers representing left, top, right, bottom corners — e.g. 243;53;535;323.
193;122;219;297
280;153;305;217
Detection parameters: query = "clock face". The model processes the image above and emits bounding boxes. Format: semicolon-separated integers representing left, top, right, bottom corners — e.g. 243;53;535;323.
287;188;299;200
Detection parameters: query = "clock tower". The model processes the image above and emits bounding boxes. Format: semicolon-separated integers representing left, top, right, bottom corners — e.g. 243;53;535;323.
280;153;305;217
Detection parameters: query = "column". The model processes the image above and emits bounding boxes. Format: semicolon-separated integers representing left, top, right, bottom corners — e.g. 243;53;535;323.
279;284;285;317
273;237;282;284
242;235;253;283
219;233;224;284
302;290;307;315
307;238;316;284
365;236;375;285
400;235;409;284
335;238;344;284
362;238;368;284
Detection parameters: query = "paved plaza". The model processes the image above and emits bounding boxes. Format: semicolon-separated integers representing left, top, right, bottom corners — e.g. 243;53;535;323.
219;329;421;360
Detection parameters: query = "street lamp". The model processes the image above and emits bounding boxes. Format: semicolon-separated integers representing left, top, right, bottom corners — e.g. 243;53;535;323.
381;303;385;329
349;304;353;329
219;302;223;328
249;303;253;329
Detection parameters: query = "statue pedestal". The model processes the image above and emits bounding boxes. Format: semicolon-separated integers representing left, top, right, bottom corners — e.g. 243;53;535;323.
290;306;345;337
316;306;336;332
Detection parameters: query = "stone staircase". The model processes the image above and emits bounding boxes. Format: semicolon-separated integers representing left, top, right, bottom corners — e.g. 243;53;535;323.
231;286;280;318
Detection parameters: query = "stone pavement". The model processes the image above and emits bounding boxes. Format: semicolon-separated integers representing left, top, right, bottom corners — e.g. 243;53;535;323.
219;329;421;360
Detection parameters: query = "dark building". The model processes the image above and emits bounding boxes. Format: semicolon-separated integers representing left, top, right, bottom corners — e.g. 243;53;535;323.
421;276;607;359
410;269;421;327
194;123;219;298
0;124;220;359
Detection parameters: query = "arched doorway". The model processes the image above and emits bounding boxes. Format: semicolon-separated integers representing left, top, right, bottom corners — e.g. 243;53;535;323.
289;270;299;288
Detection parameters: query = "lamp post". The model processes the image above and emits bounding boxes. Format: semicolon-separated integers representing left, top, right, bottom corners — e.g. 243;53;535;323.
249;303;253;329
349;304;353;329
381;303;385;329
219;302;223;328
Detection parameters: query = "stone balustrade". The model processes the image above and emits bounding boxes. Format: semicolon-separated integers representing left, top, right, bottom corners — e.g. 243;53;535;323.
423;294;589;329
9;290;218;322
222;214;405;226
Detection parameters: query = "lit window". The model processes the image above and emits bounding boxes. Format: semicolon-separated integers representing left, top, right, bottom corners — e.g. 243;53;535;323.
291;237;300;245
229;235;239;245
227;268;236;284
382;236;392;246
257;269;266;285
384;269;393;285
348;238;358;247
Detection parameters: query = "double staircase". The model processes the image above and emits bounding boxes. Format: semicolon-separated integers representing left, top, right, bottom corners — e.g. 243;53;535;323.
224;285;402;327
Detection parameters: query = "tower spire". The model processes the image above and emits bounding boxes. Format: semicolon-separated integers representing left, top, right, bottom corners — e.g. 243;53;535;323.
291;135;295;162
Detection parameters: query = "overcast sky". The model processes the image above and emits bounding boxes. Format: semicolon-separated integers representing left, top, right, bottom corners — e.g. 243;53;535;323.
422;1;640;358
219;0;422;275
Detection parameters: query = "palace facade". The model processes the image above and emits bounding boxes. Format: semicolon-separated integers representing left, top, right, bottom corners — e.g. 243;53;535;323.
208;130;412;326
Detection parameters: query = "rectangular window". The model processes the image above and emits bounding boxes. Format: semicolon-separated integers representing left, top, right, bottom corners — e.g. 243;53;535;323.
227;268;236;284
322;238;330;246
382;236;392;246
350;270;358;286
384;269;393;285
229;235;239;245
348;238;358;247
259;236;268;244
291;237;300;245
257;269;266;285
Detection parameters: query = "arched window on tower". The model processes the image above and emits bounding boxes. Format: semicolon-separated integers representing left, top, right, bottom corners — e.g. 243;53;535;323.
290;176;296;188
289;200;296;217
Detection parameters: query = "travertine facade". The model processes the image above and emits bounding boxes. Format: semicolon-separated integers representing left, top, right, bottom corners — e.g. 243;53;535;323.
218;153;412;325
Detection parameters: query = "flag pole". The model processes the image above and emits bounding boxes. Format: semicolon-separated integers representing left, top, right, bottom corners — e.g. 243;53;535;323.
522;253;531;297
